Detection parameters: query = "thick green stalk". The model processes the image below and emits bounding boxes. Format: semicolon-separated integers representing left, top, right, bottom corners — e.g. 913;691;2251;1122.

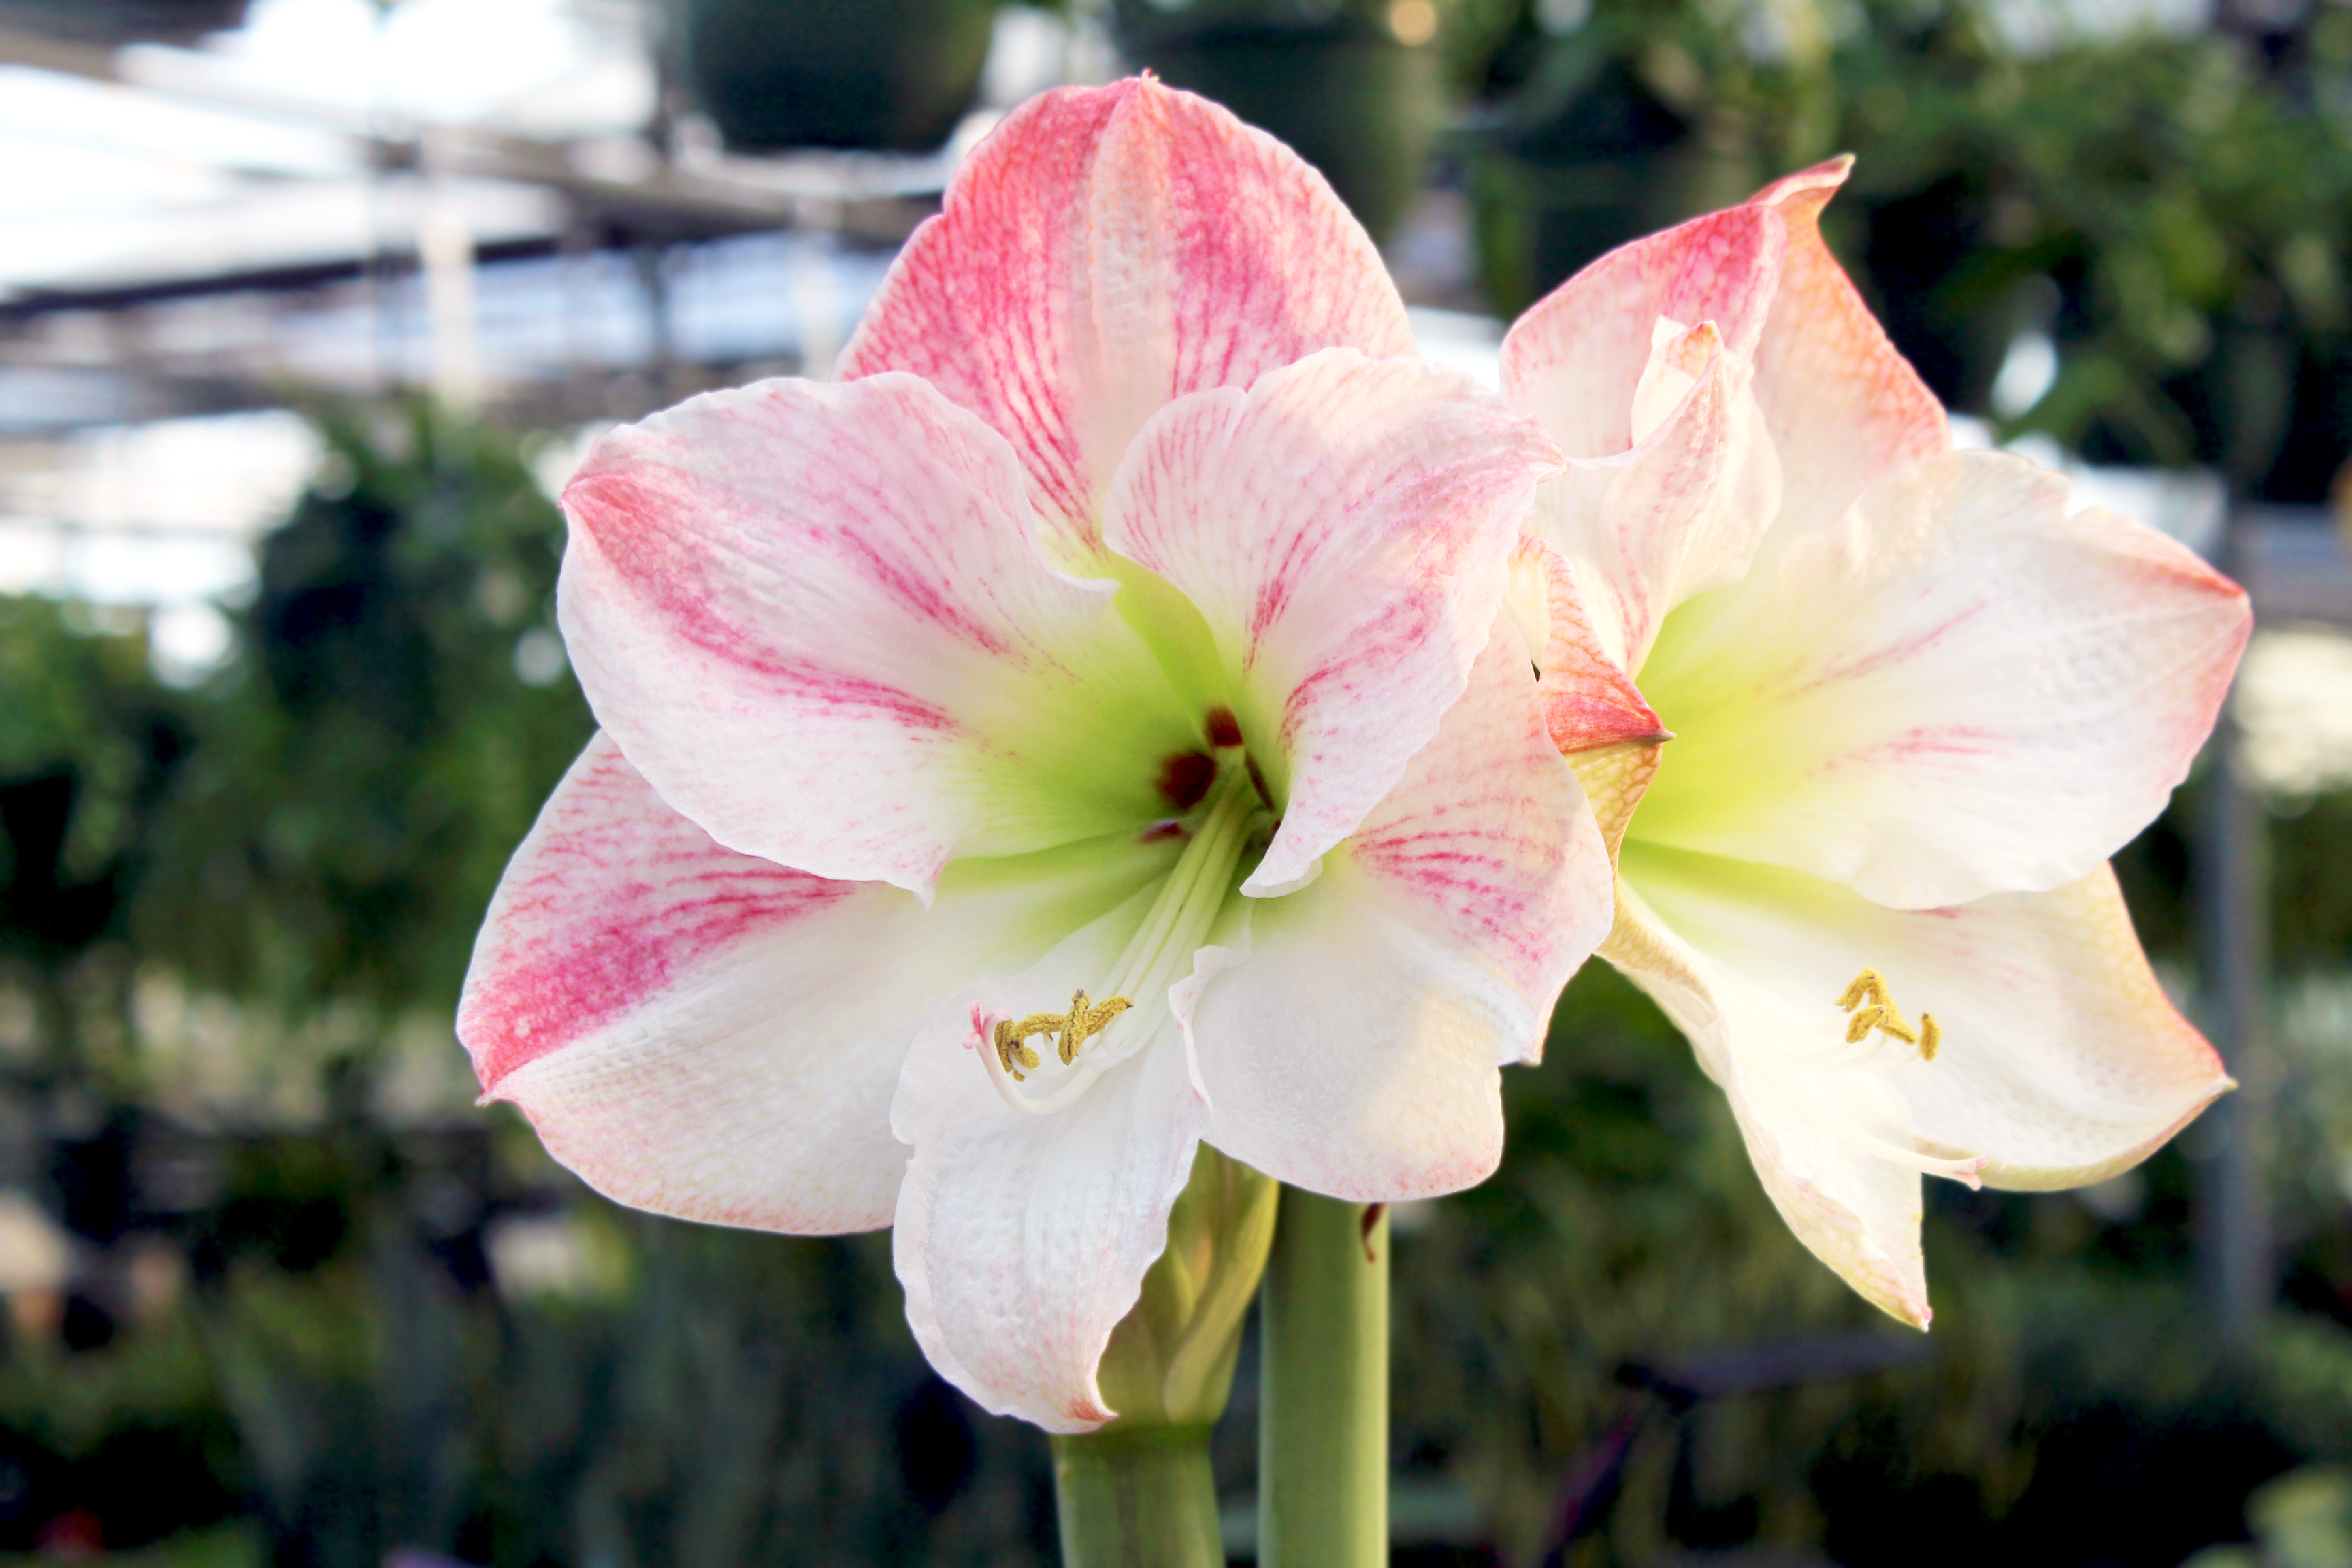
1258;1188;1388;1568
1051;1426;1224;1568
1051;1148;1277;1568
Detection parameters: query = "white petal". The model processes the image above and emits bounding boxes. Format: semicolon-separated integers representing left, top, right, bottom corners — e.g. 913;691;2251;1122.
1102;350;1559;895
1192;627;1612;1198
1529;320;1783;676
462;733;1177;1234
1631;450;2251;909
840;78;1413;570
559;373;1192;896
1610;841;2233;1322
890;896;1215;1432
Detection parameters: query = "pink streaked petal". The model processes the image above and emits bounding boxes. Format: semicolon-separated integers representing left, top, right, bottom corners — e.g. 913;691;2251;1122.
1502;156;1943;544
559;372;1191;897
890;904;1213;1433
1191;628;1610;1198
1631;451;2251;910
1525;321;1784;677
461;734;898;1233
1103;350;1561;896
1747;159;1950;535
462;734;1176;1235
1500;195;1784;460
1508;538;1663;756
839;78;1412;569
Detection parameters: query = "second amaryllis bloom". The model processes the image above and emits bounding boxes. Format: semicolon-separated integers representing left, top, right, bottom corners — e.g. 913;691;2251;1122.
457;79;1612;1433
1501;157;2253;1325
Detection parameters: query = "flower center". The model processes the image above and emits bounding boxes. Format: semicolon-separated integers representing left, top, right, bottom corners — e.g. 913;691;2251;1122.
975;764;1267;1116
1833;967;1941;1062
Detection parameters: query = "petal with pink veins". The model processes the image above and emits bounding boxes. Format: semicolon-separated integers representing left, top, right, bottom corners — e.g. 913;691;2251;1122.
890;895;1222;1433
1501;155;1943;544
1525;321;1784;676
1629;451;2251;910
1746;159;1950;536
560;373;1194;897
1610;841;2234;1322
461;732;1179;1236
840;78;1413;571
1501;197;1786;459
1103;350;1562;896
1190;627;1612;1198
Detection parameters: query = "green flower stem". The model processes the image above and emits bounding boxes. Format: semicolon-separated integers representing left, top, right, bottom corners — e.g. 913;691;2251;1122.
1051;1148;1277;1568
1050;1425;1224;1568
1258;1188;1388;1568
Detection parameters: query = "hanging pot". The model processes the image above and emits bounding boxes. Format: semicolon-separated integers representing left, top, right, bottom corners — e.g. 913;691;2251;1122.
672;0;998;154
0;0;250;43
1114;1;1444;244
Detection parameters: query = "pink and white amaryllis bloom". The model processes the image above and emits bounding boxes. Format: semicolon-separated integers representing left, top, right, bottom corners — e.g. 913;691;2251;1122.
1500;157;2253;1325
457;78;1612;1432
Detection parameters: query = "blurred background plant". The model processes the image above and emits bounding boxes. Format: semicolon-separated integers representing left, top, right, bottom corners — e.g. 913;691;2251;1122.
0;0;2345;1563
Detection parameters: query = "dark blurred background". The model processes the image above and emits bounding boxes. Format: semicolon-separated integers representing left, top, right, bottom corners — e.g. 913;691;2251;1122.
0;0;2349;1563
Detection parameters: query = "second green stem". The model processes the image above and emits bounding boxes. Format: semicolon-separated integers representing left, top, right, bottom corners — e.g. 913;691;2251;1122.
1258;1188;1388;1568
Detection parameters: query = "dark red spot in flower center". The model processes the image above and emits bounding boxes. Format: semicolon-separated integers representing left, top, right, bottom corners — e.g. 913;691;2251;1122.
1205;706;1243;749
1157;750;1217;811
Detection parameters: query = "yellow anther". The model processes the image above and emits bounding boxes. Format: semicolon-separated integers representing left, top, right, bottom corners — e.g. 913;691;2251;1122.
1835;968;1889;1011
992;1019;1044;1080
993;990;1135;1076
1056;990;1132;1064
1834;968;1936;1061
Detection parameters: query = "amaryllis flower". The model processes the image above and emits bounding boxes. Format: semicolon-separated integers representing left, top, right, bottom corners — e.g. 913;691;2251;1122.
1501;158;2252;1324
458;79;1612;1431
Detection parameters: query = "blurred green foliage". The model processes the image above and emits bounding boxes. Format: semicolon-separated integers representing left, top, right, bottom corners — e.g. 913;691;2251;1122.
132;406;591;1018
1454;0;2352;497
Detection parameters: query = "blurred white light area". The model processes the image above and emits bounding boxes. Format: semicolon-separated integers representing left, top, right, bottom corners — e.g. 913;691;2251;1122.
486;1210;627;1303
981;4;1075;107
150;603;236;687
0;65;356;200
1989;328;2059;419
0;1192;72;1296
0;411;319;676
512;625;568;687
1992;0;2211;52
150;0;657;137
0;173;564;296
0;411;318;538
1407;307;1504;391
2236;625;2352;800
0;82;241;230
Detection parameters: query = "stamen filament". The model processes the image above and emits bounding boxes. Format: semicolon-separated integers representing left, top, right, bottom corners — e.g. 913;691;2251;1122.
979;764;1267;1113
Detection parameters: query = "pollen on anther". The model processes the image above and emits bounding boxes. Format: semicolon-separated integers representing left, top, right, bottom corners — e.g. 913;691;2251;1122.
1835;966;1938;1062
1835;969;1888;1011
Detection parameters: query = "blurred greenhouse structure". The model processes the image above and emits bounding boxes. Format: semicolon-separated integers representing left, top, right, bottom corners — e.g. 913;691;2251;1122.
0;0;2349;1563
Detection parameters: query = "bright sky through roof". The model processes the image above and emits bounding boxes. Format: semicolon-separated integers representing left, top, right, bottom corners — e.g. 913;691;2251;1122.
160;0;655;133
